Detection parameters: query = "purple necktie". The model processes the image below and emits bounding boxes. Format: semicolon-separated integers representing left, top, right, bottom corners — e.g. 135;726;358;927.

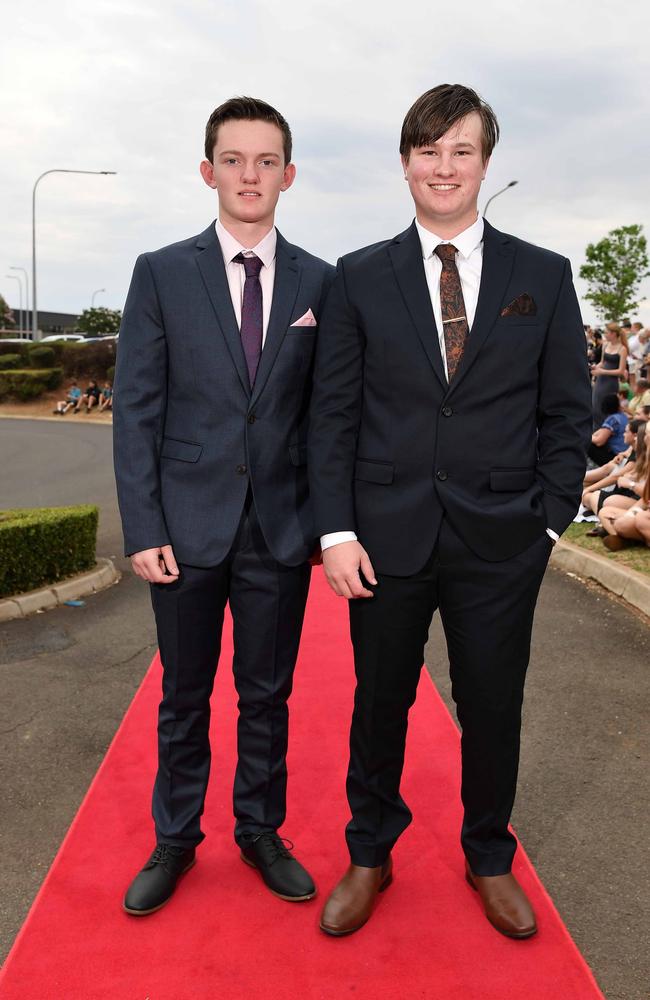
233;252;264;387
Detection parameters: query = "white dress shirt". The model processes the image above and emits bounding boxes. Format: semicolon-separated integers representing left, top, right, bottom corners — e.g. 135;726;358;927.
321;214;558;551
215;219;276;345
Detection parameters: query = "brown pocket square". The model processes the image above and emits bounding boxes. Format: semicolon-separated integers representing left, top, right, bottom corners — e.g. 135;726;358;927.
500;293;537;317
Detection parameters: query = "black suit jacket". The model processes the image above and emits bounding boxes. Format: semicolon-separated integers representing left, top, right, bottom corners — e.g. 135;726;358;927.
113;222;334;567
308;220;592;573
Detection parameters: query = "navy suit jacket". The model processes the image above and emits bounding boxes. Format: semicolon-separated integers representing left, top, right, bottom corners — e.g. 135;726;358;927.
113;222;334;567
308;220;592;573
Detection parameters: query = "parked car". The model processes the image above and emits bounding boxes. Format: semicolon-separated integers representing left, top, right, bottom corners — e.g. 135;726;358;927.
80;334;119;343
40;334;86;343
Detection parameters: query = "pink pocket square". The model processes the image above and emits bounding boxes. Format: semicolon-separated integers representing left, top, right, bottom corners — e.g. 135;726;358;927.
290;308;317;327
500;293;537;317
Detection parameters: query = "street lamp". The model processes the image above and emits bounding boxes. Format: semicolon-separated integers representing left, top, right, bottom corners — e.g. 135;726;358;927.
483;180;518;219
10;267;29;338
91;288;106;308
5;275;22;334
32;169;117;341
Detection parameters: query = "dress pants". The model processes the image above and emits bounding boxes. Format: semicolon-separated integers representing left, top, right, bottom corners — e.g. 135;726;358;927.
345;516;553;876
150;493;311;848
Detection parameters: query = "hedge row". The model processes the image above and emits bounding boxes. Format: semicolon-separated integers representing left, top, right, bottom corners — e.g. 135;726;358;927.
0;505;98;598
0;368;63;401
0;339;116;379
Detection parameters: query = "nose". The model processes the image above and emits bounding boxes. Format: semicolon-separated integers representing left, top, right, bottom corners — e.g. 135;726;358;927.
241;160;259;184
434;153;455;176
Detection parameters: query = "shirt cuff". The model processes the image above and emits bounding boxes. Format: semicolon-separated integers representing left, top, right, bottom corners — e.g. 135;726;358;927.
321;531;358;551
546;528;559;543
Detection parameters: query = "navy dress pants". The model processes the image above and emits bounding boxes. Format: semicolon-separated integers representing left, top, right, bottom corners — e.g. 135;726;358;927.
150;496;311;848
345;517;553;876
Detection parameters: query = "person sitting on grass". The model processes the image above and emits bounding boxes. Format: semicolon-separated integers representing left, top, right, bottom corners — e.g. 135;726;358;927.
588;393;629;466
98;381;113;412
75;379;101;413
582;420;647;528
53;380;82;415
628;378;650;417
598;450;650;551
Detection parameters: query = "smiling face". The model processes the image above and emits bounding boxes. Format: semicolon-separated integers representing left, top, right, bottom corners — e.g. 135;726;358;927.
200;118;296;236
401;111;488;238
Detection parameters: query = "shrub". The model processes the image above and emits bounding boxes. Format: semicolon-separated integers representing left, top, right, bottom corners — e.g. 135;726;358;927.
0;505;98;598
0;368;63;401
0;353;23;370
60;340;117;378
28;345;56;368
0;342;29;361
106;365;115;382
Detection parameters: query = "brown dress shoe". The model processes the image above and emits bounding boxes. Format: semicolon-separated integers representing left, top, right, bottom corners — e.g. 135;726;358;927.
319;857;393;936
465;862;537;939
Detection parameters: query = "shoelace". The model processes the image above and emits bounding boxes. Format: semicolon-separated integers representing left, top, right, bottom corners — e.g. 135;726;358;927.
150;844;185;866
253;832;295;866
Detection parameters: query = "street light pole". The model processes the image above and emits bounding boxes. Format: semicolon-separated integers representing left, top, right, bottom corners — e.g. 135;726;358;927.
91;288;106;308
10;267;29;338
5;275;22;334
483;180;518;219
32;169;117;342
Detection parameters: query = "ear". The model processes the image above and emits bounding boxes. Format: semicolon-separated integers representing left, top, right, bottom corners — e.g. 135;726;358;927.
280;162;297;192
200;159;218;189
400;154;410;178
481;156;491;181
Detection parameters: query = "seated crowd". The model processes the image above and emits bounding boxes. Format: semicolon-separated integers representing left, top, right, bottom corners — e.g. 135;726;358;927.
584;317;650;551
54;379;113;415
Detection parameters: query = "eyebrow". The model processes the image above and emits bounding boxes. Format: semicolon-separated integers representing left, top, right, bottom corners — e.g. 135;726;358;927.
218;150;281;158
421;140;476;149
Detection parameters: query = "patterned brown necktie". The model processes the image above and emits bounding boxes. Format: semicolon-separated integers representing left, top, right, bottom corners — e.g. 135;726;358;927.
435;243;469;381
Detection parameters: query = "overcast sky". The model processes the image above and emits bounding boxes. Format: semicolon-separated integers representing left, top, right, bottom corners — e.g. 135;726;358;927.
2;0;649;325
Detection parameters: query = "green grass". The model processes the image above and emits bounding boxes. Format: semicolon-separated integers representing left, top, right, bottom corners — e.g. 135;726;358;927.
564;523;650;577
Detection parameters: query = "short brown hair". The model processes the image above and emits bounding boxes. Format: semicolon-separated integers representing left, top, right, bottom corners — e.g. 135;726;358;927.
400;84;499;162
204;96;292;165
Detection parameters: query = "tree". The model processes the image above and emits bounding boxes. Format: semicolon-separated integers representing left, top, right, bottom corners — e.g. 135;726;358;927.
579;224;650;321
76;306;122;335
0;294;16;330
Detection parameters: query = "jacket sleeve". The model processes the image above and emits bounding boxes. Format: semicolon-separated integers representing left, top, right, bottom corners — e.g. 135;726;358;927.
536;259;592;534
308;259;364;535
113;254;171;556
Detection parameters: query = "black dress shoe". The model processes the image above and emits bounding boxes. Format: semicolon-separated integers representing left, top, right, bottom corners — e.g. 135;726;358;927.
240;832;316;901
123;844;196;916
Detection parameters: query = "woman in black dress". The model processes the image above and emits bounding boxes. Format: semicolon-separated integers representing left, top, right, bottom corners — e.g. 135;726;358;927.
591;323;628;428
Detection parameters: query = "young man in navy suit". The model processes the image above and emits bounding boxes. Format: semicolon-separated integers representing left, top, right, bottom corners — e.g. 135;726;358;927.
114;98;334;914
309;84;591;938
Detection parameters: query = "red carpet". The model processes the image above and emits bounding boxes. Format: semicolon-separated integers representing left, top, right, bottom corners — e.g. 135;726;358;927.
0;572;604;999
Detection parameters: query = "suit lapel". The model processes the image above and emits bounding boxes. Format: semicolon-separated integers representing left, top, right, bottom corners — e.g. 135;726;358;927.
387;223;447;390
195;222;250;395
250;231;301;406
448;220;515;394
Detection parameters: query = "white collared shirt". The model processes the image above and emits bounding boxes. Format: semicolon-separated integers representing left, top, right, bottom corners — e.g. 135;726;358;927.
215;219;276;345
415;214;484;382
321;214;558;550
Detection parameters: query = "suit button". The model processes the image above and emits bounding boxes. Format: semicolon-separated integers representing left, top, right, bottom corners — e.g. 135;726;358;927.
236;464;247;475
247;414;256;424
442;405;453;417
436;470;448;481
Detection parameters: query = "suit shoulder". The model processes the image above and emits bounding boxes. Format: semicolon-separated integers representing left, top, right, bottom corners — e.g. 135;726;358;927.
283;242;335;279
139;232;201;263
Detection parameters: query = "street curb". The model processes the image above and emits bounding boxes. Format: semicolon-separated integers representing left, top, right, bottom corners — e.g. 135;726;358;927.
551;539;650;619
0;558;121;622
0;414;111;424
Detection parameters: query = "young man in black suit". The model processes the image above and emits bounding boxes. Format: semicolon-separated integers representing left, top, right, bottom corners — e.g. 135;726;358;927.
309;84;591;938
114;98;334;915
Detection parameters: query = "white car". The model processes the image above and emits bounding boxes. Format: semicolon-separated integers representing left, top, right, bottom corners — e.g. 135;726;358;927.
40;334;86;343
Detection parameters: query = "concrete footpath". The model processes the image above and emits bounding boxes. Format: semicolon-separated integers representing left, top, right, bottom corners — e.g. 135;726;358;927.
0;559;120;622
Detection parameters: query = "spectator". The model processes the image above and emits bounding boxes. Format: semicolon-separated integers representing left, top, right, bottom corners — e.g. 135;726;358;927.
628;378;650;416
75;379;101;413
98;381;113;412
53;380;82;415
589;393;629;465
601;473;650;551
627;327;649;388
582;419;646;526
590;322;628;428
586;328;603;366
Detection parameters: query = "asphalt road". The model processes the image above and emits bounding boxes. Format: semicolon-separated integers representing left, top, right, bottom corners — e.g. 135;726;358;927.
0;418;648;1000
